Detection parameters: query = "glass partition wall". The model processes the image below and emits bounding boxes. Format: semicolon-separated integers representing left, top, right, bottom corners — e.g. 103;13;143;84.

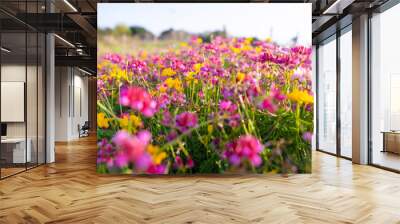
370;3;400;171
316;26;352;159
0;2;46;179
317;36;337;155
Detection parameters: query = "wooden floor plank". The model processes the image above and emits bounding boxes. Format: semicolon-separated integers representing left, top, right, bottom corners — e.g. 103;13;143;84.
0;135;399;223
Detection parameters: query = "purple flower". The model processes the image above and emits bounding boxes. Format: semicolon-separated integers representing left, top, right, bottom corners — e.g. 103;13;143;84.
302;132;313;143
161;110;172;126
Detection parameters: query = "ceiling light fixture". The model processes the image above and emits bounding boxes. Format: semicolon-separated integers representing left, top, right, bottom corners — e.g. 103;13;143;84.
1;47;11;53
54;34;75;48
323;0;342;14
78;67;93;76
322;0;354;15
63;0;78;12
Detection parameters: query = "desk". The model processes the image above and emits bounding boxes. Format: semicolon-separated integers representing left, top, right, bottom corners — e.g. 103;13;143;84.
382;131;400;154
1;138;31;163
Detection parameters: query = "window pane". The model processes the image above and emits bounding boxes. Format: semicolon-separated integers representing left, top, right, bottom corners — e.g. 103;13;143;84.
340;30;352;158
318;38;337;154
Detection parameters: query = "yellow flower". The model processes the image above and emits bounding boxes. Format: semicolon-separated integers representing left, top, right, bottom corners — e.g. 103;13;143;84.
180;42;188;47
255;46;262;53
154;152;167;165
119;114;142;130
196;37;203;44
186;71;197;82
288;89;314;105
147;145;167;165
165;78;183;92
119;116;129;129
147;144;158;154
231;47;241;54
161;68;176;77
241;45;251;51
266;37;272;43
140;51;147;59
236;72;246;82
244;37;253;45
159;85;167;93
193;63;202;73
207;125;213;134
130;114;142;127
97;112;109;129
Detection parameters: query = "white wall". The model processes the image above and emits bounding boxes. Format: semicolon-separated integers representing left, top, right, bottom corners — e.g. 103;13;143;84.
55;67;89;141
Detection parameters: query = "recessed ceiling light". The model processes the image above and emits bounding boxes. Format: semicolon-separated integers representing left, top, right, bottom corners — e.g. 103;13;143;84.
63;0;78;12
78;68;92;76
54;34;75;48
1;47;11;53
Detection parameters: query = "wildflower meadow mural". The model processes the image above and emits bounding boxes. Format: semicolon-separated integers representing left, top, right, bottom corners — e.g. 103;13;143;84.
97;3;313;174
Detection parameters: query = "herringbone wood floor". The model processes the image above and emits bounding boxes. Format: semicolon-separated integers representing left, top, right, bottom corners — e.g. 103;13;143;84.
0;136;400;224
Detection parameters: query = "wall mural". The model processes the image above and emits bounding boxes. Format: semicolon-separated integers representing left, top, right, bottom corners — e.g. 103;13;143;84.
97;3;313;174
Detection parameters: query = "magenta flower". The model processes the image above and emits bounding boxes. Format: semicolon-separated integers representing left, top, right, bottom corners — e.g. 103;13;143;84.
223;135;264;167
271;88;286;101
219;100;232;111
174;155;184;168
175;112;198;131
260;98;277;113
119;86;157;117
147;164;166;174
186;156;194;169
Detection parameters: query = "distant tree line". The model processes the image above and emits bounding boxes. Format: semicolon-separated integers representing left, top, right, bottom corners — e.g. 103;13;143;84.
98;24;230;42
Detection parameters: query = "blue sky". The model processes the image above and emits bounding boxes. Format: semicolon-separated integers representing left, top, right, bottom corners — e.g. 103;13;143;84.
98;3;311;45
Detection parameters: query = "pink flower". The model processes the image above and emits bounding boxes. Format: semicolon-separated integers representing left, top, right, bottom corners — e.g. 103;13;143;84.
176;112;198;131
114;152;128;168
104;53;122;64
219;100;232;111
119;86;157;117
223;135;264;167
260;98;277;113
112;130;152;171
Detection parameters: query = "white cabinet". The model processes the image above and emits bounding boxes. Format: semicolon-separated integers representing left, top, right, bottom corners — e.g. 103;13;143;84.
1;138;32;163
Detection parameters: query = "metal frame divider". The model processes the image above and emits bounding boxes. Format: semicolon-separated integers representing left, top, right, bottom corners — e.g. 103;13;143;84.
336;26;341;157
